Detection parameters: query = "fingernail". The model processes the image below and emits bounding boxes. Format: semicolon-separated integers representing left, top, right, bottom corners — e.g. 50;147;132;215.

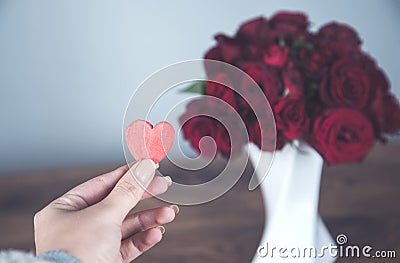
164;176;173;187
133;159;156;187
157;226;165;235
169;205;179;215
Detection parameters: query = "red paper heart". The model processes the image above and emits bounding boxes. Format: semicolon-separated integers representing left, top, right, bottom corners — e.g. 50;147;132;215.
126;120;175;164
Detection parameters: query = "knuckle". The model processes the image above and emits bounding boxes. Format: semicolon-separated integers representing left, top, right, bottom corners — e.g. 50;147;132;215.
143;236;154;246
115;180;141;200
33;209;47;231
156;206;175;224
50;194;88;210
93;176;111;193
33;213;40;226
143;229;162;246
113;164;129;176
33;210;43;225
119;245;130;262
137;214;147;231
154;215;163;226
120;239;137;262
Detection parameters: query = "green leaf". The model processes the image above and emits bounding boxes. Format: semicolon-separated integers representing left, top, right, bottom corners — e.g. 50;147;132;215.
309;83;319;90
290;39;313;59
278;36;286;47
292;38;313;50
181;81;206;94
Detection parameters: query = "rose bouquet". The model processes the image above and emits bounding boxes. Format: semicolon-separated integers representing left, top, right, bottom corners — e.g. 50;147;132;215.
180;11;400;165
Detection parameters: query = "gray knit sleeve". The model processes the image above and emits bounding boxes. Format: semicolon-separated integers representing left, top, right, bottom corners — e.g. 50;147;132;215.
0;249;82;263
37;250;82;263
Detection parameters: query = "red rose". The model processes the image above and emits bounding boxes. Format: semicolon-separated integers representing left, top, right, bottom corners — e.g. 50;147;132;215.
360;54;390;93
235;17;274;60
204;46;223;76
320;57;375;109
352;55;393;137
316;22;361;60
184;13;394;164
214;121;247;157
382;94;400;134
317;22;361;47
180;98;247;158
299;48;327;81
181;115;219;157
269;12;310;42
180;99;220;156
366;91;400;137
239;62;283;105
205;73;239;112
263;45;289;68
205;46;221;61
308;109;375;164
364;89;396;140
203;34;243;75
372;67;390;93
274;96;310;139
364;87;385;139
248;115;285;151
236;17;269;43
214;34;243;63
282;61;304;95
235;76;269;121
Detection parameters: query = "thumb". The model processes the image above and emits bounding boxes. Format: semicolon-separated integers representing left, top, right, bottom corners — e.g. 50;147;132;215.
99;159;157;222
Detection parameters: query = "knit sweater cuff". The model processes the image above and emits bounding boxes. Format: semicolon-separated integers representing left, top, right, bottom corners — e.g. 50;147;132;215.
37;250;82;263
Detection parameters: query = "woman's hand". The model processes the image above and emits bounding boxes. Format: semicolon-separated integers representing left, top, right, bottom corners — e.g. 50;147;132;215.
34;159;177;263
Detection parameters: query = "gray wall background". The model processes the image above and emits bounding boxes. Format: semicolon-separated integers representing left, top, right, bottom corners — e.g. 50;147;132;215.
1;0;399;173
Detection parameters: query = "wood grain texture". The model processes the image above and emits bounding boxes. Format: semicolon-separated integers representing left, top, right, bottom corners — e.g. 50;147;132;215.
0;142;399;263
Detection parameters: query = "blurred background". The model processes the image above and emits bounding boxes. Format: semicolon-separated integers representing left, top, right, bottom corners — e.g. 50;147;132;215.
0;0;399;173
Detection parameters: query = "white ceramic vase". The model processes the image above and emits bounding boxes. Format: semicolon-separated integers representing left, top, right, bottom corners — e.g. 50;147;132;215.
248;141;336;263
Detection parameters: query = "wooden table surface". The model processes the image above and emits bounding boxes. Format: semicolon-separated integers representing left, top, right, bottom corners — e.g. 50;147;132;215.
0;142;399;263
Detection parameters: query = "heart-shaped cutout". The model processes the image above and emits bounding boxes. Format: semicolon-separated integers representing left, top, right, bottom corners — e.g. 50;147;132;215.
126;120;175;164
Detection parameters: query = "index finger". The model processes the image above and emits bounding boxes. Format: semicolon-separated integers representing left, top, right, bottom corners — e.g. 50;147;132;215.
57;163;135;210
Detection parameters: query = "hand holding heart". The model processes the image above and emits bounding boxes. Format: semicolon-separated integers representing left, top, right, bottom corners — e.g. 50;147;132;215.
34;120;177;263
